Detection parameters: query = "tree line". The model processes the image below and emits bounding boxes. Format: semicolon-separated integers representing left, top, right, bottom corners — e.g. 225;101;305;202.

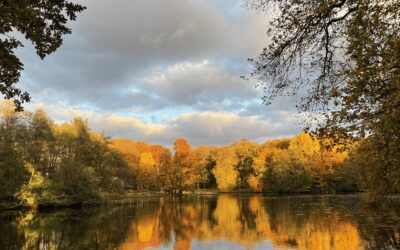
111;133;358;194
1;101;398;208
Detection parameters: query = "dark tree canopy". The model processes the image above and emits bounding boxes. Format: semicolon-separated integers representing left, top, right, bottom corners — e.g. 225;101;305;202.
247;0;400;144
248;0;400;196
0;0;85;111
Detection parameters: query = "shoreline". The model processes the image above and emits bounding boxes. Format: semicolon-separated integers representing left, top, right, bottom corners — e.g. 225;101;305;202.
2;191;398;211
0;190;364;211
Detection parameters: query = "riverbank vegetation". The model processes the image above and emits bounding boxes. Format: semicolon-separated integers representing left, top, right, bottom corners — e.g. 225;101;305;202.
0;101;398;208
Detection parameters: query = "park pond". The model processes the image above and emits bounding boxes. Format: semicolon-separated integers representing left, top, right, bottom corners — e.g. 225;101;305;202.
1;194;400;249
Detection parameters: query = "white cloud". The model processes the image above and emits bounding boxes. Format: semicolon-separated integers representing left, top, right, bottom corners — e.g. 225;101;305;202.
163;111;300;145
143;60;257;107
35;104;301;146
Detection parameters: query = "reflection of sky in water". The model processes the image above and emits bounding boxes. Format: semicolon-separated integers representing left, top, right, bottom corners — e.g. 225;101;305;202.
192;240;275;250
142;233;276;250
143;232;276;249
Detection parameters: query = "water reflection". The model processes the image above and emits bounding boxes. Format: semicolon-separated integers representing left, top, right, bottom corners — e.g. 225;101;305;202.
1;195;399;249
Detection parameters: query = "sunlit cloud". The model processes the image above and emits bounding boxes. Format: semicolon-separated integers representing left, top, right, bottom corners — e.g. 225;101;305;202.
33;104;300;146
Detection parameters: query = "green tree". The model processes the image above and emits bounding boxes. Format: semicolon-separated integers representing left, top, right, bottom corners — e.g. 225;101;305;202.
17;115;133;207
0;102;28;201
0;0;85;110
351;137;400;199
25;109;56;175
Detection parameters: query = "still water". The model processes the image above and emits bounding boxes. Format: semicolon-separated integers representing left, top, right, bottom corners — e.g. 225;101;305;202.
1;194;400;250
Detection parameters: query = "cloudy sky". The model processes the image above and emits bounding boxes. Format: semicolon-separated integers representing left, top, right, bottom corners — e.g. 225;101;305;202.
17;0;302;146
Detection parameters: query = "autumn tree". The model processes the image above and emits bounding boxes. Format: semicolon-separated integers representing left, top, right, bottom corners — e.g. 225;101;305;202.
139;152;156;190
157;149;175;192
192;146;215;189
150;145;166;164
212;146;239;191
259;140;311;193
111;138;138;157
173;138;197;190
250;135;355;193
110;138;140;189
150;144;171;188
0;1;86;110
248;0;400;196
174;138;190;159
233;139;258;189
110;139;160;190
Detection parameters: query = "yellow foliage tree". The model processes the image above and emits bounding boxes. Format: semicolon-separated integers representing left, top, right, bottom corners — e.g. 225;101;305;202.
247;174;263;192
212;147;238;191
289;133;321;168
139;152;156;190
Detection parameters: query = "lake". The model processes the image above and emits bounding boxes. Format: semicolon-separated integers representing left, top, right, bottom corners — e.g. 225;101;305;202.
1;194;399;249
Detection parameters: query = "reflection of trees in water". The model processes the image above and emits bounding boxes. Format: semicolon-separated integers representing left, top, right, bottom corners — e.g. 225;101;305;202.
0;195;399;249
132;195;400;250
261;195;400;250
0;212;25;249
350;200;400;249
0;206;137;249
120;195;400;250
260;196;362;249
